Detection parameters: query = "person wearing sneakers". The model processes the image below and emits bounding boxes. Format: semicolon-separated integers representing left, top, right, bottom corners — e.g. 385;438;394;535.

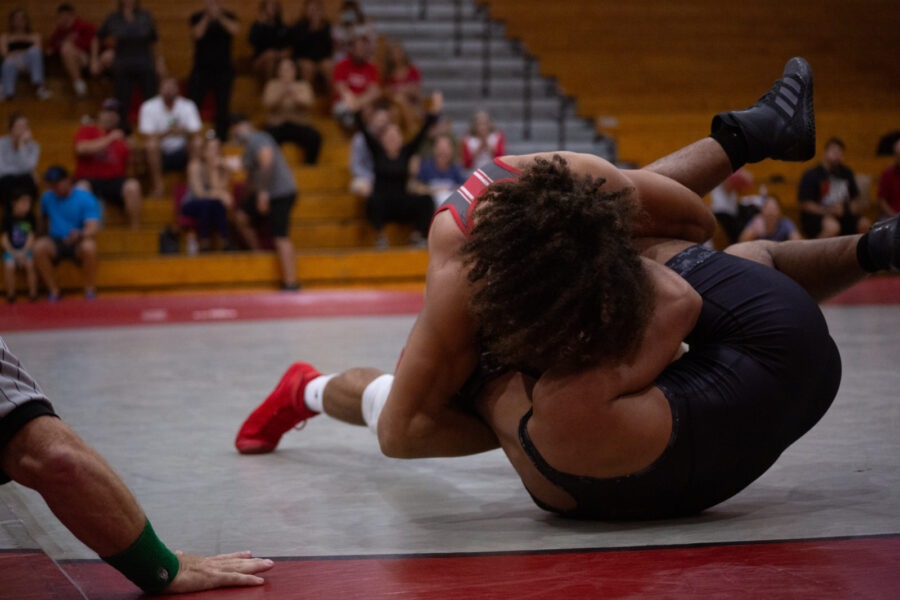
229;112;299;291
236;58;899;517
45;3;97;99
33;165;101;301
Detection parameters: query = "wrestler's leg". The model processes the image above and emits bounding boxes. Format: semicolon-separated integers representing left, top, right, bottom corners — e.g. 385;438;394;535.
727;213;899;301
646;57;814;198
726;237;863;302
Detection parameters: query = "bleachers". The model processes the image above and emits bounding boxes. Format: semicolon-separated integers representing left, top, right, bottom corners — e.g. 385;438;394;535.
479;0;899;199
2;1;431;294
4;1;898;294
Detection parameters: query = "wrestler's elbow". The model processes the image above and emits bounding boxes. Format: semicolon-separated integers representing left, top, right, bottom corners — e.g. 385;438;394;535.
377;414;432;459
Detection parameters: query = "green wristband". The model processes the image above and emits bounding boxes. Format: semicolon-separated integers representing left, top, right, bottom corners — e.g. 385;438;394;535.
103;519;180;594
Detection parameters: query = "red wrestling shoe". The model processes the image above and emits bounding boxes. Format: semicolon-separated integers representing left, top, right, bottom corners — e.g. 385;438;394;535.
235;362;321;454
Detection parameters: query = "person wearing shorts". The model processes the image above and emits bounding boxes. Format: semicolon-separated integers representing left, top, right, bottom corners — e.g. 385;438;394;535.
230;113;299;290
73;97;143;229
33;165;101;301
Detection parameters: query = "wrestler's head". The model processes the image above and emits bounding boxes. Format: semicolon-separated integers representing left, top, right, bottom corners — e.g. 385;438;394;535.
462;155;654;374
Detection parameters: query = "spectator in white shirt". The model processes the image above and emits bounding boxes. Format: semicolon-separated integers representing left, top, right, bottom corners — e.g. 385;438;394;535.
138;76;202;197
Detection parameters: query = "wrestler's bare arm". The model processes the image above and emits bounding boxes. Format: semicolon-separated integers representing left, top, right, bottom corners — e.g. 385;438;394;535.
376;216;499;458
525;260;702;476
501;152;715;243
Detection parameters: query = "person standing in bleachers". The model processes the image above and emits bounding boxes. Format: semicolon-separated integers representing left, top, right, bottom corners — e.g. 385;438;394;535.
248;0;291;86
229;113;299;291
188;0;239;142
262;57;322;166
45;3;96;99
138;76;203;198
2;190;38;303
92;0;160;132
1;8;51;101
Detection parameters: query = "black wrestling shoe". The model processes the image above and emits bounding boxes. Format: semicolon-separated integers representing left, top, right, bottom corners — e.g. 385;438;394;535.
859;215;900;272
711;57;815;163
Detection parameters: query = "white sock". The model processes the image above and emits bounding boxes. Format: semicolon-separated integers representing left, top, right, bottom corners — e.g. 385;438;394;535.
362;374;394;433
303;374;336;413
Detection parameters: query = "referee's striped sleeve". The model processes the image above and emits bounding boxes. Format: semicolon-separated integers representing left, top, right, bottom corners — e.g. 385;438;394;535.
0;338;49;416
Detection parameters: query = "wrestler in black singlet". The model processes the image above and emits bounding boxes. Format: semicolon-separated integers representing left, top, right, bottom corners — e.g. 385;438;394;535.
519;245;842;519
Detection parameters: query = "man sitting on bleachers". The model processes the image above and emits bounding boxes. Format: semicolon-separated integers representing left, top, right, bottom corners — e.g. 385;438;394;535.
33;165;101;301
73;98;143;230
138;76;202;198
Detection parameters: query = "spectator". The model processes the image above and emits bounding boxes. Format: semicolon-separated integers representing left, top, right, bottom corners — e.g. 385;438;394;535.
332;35;381;131
418;113;456;160
248;0;290;85
0;338;273;594
1;8;51;101
414;133;465;209
291;0;333;97
738;194;801;242
138;76;202;198
188;0;239;142
382;40;423;135
798;137;872;238
331;0;376;61
45;3;96;98
181;131;235;252
74;97;142;230
460;109;506;171
92;0;160;131
352;91;442;248
33;166;101;301
2;189;38;303
262;57;322;165
0;113;39;211
877;137;900;219
229;113;299;290
348;104;390;201
709;167;755;245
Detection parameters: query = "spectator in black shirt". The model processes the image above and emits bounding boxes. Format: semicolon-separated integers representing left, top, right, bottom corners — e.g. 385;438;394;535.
188;0;239;141
92;0;159;131
352;91;443;248
248;0;290;85
292;0;333;98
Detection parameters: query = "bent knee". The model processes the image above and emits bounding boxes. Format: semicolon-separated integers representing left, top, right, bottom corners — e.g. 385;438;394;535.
724;240;776;267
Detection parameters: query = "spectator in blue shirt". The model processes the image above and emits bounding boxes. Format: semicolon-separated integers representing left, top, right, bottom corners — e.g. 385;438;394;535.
415;133;466;209
33;165;102;301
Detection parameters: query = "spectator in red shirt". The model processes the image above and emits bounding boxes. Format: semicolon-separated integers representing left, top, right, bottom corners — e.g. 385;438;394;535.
878;137;900;220
332;35;380;131
460;109;506;172
73;98;143;229
45;3;96;98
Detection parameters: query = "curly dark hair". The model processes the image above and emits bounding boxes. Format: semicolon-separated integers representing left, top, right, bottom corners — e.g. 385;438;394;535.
461;155;655;374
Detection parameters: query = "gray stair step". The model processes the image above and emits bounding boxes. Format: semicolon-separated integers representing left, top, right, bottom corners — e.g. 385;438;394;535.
363;1;484;21
402;38;523;60
451;120;596;145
